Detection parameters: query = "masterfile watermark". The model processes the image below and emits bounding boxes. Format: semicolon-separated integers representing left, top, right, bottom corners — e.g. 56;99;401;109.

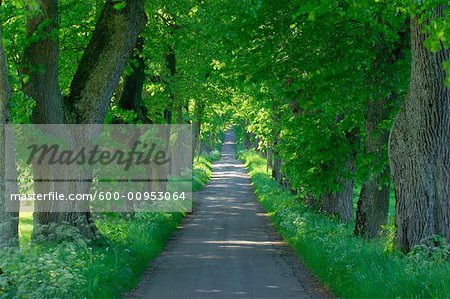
5;124;193;213
27;141;170;171
10;191;187;202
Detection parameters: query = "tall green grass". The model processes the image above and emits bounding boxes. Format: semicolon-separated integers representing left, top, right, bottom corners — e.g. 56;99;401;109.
239;149;450;299
192;149;220;191
0;151;219;298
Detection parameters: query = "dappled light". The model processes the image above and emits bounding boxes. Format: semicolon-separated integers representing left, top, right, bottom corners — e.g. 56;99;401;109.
0;0;449;298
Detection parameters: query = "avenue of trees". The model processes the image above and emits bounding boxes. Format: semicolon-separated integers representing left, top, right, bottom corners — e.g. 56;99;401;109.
229;0;450;252
0;0;229;247
0;0;449;293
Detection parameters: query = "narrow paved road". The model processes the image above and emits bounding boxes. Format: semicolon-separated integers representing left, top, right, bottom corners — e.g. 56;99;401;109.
129;131;330;298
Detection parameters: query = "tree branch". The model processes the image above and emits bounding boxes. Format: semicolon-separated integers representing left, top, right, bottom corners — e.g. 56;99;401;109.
65;0;147;124
22;0;64;124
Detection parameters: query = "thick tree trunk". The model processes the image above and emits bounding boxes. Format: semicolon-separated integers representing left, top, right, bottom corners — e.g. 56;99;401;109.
22;0;147;241
355;171;390;237
305;194;319;209
0;17;19;247
319;125;357;223
320;158;355;222
65;0;147;124
22;0;67;240
320;185;354;222
355;98;390;238
389;7;450;251
23;0;64;125
354;20;408;239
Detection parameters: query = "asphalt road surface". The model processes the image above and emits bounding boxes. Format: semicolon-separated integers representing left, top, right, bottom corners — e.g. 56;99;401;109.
129;131;330;299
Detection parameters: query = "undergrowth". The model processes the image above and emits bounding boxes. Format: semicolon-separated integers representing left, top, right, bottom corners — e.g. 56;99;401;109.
238;149;450;299
0;151;219;299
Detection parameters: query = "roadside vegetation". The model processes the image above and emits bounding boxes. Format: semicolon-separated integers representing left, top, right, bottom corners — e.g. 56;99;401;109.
0;151;219;298
1;0;449;297
238;147;450;298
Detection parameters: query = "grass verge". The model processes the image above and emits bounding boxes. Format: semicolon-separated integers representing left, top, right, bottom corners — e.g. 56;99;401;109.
0;151;219;299
238;149;450;299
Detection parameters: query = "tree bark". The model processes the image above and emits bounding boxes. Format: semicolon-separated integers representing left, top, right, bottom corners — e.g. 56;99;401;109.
118;36;147;121
243;131;251;149
175;104;183;124
389;7;450;251
162;45;175;126
65;0;147;124
192;99;205;160
22;0;147;241
22;0;65;240
305;194;319;209
319;126;358;222
266;142;272;174
0;12;19;247
270;107;282;183
23;0;64;125
354;20;408;239
355;98;390;238
320;157;355;222
117;36;156;199
272;137;282;184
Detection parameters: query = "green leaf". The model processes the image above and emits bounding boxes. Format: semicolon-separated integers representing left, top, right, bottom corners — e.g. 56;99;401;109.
444;60;450;87
22;75;30;84
113;1;127;11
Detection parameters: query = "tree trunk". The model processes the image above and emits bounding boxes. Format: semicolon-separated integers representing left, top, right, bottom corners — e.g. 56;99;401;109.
163;45;175;126
389;7;450;252
355;98;390;238
119;37;147;213
118;36;147;121
320;157;355;222
354;19;408;239
243;130;250;149
305;194;319;209
65;0;147;124
272;157;282;184
270;107;282;182
23;0;64;125
22;0;147;241
176;104;183;124
117;36;150;205
266;142;272;173
192;100;205;160
271;125;282;183
22;0;66;239
0;15;19;247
